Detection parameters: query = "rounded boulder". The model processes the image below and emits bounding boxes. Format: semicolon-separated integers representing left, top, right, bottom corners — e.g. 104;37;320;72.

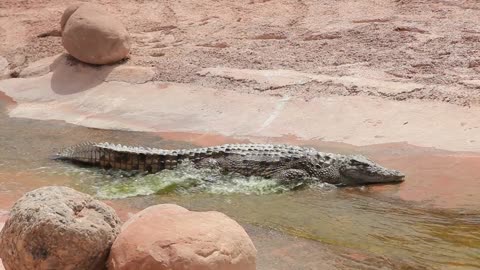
0;186;121;270
108;204;257;270
61;3;130;65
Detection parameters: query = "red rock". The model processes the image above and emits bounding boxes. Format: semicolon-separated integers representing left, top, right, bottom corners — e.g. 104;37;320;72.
0;186;121;270
108;204;257;270
61;3;130;65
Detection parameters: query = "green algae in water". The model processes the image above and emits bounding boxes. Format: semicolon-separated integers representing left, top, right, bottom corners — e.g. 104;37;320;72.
60;161;293;199
155;182;183;195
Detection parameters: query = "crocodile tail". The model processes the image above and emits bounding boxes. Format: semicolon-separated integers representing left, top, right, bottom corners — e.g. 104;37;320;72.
53;142;98;162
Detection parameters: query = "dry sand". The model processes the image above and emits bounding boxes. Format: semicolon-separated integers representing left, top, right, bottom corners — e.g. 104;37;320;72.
1;0;480;105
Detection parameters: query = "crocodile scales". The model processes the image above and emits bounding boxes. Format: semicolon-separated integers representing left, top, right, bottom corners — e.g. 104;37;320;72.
54;142;405;186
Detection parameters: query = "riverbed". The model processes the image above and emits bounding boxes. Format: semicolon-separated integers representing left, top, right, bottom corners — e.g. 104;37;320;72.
0;97;479;270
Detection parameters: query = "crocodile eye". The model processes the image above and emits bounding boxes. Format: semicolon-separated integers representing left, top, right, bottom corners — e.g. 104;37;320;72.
350;160;364;166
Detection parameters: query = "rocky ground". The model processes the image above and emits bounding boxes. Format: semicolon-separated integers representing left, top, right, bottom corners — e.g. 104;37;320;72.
1;0;480;105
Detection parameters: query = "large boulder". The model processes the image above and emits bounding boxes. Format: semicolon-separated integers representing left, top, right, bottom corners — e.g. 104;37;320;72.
0;186;121;270
108;204;257;270
61;3;130;65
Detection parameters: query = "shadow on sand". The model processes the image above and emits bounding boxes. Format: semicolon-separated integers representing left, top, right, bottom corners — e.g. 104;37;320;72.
50;54;117;95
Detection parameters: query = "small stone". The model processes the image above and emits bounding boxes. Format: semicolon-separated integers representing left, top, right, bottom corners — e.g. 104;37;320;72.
9;70;20;78
11;54;26;68
0;186;121;270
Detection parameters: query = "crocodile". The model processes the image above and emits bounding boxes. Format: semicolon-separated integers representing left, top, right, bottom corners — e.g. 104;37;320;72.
53;142;405;187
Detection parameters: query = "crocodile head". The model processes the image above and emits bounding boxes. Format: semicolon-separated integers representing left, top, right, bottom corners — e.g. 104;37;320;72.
339;155;405;185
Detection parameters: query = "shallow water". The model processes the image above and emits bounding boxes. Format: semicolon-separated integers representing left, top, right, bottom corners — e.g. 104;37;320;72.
0;99;479;269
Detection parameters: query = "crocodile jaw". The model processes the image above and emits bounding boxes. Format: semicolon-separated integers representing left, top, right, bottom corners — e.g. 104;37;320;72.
341;167;405;185
339;155;405;185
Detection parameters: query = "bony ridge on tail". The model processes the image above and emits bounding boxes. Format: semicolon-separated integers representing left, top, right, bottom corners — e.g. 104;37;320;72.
53;142;405;187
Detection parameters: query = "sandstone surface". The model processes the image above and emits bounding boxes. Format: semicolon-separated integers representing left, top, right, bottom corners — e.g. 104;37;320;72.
108;204;257;270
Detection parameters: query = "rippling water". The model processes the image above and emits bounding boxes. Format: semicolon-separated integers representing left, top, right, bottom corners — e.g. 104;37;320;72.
0;99;479;269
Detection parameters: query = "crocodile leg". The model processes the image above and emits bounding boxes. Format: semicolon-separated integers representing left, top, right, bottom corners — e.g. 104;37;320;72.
273;169;309;188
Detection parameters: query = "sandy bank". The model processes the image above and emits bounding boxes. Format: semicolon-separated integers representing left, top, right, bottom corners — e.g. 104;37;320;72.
0;56;479;153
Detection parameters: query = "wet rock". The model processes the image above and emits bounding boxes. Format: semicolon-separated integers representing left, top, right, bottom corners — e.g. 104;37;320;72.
61;3;130;65
108;204;257;270
0;186;121;270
